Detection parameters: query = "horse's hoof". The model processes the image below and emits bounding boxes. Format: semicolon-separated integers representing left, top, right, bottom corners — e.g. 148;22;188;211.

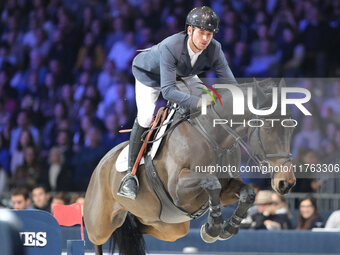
200;224;218;243
218;230;233;241
218;221;234;240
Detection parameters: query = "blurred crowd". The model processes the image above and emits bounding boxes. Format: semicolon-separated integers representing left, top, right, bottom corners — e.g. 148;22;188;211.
0;0;339;199
240;190;340;230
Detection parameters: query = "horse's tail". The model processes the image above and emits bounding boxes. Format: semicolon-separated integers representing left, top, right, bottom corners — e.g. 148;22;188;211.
110;212;146;255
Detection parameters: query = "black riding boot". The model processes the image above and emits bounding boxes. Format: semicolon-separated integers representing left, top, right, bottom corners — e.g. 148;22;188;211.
117;119;147;200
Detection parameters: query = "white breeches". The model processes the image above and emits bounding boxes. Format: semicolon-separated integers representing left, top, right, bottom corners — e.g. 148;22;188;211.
135;76;202;128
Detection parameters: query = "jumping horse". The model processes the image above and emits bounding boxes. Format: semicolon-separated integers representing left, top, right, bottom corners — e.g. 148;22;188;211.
84;79;296;255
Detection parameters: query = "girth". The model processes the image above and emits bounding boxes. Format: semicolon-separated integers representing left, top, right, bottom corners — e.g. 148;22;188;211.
144;155;209;224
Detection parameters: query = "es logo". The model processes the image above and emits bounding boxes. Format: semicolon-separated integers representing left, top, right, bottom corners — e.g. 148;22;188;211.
201;84;311;116
20;232;47;247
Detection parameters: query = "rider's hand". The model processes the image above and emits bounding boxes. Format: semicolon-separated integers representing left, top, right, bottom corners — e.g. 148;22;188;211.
197;96;215;108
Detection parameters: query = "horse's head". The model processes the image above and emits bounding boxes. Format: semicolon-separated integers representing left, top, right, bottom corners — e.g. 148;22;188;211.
247;79;296;195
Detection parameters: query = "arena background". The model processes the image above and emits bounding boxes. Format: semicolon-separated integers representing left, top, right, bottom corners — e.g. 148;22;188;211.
0;0;340;254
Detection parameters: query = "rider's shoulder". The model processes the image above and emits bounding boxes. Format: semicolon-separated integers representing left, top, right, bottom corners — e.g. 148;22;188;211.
159;31;187;49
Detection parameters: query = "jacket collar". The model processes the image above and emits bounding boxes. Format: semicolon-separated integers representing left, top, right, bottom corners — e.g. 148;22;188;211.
181;34;209;72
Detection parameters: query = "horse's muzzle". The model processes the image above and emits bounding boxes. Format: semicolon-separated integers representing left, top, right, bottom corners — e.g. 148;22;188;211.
277;180;296;195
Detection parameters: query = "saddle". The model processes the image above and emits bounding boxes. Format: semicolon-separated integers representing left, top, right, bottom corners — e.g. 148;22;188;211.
131;105;169;176
115;104;176;172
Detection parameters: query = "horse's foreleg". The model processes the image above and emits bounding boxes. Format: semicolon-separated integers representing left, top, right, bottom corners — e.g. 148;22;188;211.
219;184;255;240
199;174;224;243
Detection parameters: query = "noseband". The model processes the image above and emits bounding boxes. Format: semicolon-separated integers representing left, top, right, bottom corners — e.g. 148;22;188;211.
248;122;293;171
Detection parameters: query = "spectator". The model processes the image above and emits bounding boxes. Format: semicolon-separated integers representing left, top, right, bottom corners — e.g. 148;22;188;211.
0;98;10;134
38;73;57;120
73;71;91;103
40;147;73;191
157;16;180;41
50;192;70;212
11;146;42;189
48;28;73;74
104;17;126;54
0;132;10;176
75;32;105;70
250;190;286;230
0;41;16;68
97;60;116;98
0;163;8;192
55;130;73;165
32;184;51;212
335;129;340;151
231;41;250;77
250;24;271;58
59;84;78;120
292;117;322;156
79;5;93;30
10;187;31;210
22;16;39;49
48;58;65;86
70;192;85;215
321;82;340;124
296;195;324;230
269;9;297;43
72;126;106;191
102;72;135;118
325;210;340;229
222;26;238;55
32;28;51;58
299;4;330;76
278;26;304;76
114;99;135;129
9;110;40;154
245;39;280;77
1;70;19;115
102;113;129;150
5;30;25;68
90;19;106;47
10;129;35;174
42;101;68;149
107;31;136;71
292;148;322;193
270;192;293;229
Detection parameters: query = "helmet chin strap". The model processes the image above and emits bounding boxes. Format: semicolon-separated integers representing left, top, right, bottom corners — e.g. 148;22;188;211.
190;27;202;52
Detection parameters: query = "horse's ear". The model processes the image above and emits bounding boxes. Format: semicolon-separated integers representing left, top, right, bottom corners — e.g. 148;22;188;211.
279;78;286;88
278;78;286;103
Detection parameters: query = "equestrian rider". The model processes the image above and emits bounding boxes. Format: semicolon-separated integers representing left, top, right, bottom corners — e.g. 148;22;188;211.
117;6;236;200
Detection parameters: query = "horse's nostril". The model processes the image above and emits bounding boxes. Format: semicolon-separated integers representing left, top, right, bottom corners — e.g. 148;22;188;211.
278;180;286;191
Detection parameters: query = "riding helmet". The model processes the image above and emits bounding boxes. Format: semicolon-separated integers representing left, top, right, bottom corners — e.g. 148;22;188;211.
185;6;220;33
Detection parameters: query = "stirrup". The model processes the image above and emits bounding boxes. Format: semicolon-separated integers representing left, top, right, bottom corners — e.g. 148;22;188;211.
117;173;140;200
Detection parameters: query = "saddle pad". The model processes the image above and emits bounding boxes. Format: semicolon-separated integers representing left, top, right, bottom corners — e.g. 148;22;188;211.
115;107;176;172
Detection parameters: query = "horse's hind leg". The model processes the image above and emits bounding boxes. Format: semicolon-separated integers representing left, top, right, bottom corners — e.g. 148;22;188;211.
84;161;128;245
219;181;255;240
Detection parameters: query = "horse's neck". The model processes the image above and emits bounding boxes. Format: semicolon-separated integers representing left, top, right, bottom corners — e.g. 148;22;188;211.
196;99;250;149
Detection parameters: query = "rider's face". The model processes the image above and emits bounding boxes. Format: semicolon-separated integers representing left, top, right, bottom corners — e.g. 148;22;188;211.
188;26;213;52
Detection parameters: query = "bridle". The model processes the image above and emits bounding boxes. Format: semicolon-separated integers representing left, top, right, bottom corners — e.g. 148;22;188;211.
200;108;293;175
181;79;293;174
247;118;293;170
